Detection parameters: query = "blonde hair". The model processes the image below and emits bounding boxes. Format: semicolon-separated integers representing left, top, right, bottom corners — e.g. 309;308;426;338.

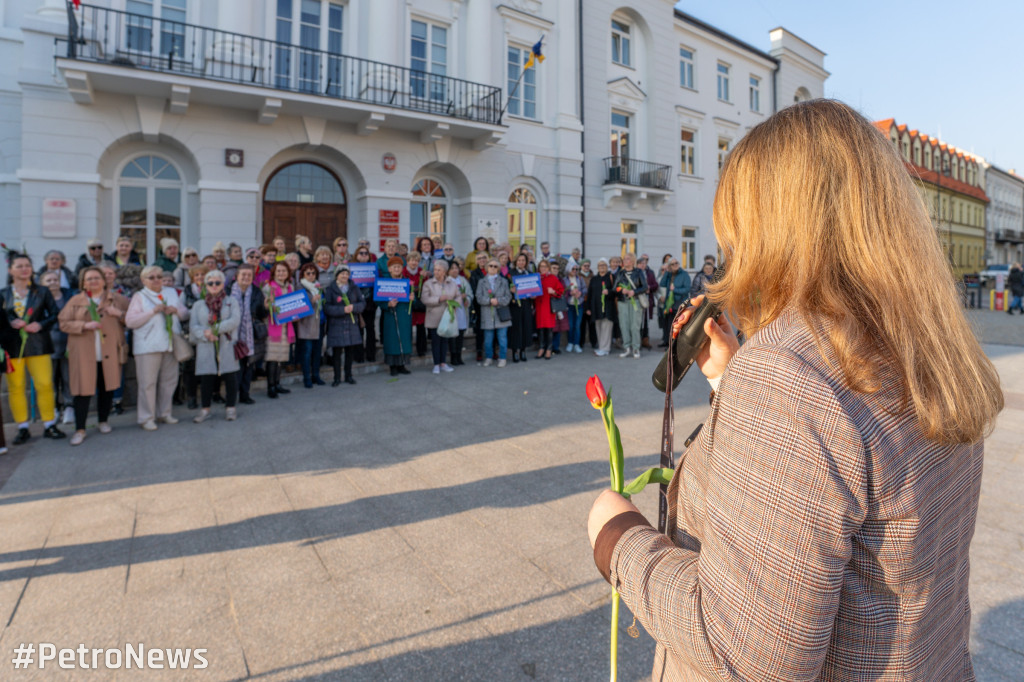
710;99;1002;444
140;265;163;281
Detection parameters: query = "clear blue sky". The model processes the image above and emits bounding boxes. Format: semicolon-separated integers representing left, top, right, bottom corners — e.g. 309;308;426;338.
675;1;1023;172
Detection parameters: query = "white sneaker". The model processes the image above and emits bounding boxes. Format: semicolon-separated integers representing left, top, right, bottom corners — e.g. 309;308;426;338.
619;347;632;358
62;407;74;424
575;344;583;353
141;420;158;431
483;358;493;367
440;364;454;372
432;365;441;374
633;349;641;359
497;359;507;368
159;415;179;424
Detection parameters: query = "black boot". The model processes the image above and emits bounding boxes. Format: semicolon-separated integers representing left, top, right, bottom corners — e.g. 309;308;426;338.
345;375;357;385
390;366;398;376
520;349;527;363
43;425;66;439
512;350;519;363
276;384;291;395
397;365;411;375
13;428;30;445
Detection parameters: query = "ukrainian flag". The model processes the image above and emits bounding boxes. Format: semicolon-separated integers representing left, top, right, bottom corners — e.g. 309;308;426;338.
524;37;545;70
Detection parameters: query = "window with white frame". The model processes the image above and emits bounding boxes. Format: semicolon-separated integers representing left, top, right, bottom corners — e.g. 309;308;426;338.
411;18;448;100
119;155;183;265
679;47;694;89
680;129;696;176
611;111;630;159
749;75;760;112
411;179;447;243
717;138;730;173
126;0;187;57
716;62;730;101
507;45;538;120
274;0;344;94
611;20;631;66
681;227;697;270
620;221;639;258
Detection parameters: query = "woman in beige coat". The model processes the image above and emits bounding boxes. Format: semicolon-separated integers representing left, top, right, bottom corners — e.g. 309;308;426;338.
421;260;459;374
58;266;128;446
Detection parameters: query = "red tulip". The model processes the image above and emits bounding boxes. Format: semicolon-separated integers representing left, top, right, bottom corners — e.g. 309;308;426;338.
586;375;607;410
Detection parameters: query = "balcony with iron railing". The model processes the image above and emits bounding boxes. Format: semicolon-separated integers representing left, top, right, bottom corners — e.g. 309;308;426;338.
601;156;673;209
55;3;505;145
995;229;1024;243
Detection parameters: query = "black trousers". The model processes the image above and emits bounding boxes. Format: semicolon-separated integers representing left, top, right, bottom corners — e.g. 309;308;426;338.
238;356;253;398
415;323;428;357
473;303;484;353
73;362;113;431
361;299;377;362
508;303;532;352
266;361;281;390
201;372;237;408
537;328;553;351
429;329;448;366
450;330;465;362
331;344;356;380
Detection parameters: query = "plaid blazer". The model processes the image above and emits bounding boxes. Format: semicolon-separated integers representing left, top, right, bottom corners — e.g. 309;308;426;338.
607;309;982;681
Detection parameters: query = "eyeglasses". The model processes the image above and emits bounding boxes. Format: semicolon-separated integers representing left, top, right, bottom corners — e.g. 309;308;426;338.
89;246;103;251
338;242;348;247
185;253;198;258
144;275;161;280
487;264;499;269
205;281;224;287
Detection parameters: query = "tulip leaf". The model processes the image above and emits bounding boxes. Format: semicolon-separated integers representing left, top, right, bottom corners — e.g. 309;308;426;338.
620;467;675;499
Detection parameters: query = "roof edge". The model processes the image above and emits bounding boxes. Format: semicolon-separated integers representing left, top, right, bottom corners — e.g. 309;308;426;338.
673;8;776;64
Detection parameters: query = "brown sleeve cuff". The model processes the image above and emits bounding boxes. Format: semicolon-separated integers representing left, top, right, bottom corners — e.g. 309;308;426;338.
593;511;652;584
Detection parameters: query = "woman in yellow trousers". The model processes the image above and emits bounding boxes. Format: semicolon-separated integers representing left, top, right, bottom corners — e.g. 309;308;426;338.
1;251;65;444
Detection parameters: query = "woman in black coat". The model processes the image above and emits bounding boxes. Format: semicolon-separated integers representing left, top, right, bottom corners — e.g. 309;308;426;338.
584;258;618;356
2;252;64;443
323;266;366;386
507;253;534;363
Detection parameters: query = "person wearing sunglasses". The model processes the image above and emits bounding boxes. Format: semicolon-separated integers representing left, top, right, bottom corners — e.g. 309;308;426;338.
125;265;187;431
474;259;512;367
174;248;200;288
351;246;377;362
74;238;111;279
188;272;241;423
332;237;349;265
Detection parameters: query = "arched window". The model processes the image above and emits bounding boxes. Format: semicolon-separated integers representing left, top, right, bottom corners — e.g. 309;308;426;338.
411;179;447;243
265;162;345;204
794;86;811;103
506;187;537;252
119;154;183;264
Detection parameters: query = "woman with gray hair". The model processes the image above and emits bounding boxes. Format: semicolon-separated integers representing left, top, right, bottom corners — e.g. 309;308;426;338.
36;250;76;291
474;258;513;367
421;259;458;374
189;270;241;422
174;247;199;288
125;265;187;430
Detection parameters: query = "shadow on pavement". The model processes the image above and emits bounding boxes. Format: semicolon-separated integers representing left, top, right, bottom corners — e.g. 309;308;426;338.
0;454;658;582
972;597;1024;681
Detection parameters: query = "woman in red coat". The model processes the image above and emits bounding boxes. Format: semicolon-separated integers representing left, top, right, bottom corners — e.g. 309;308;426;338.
404;251;430;357
533;259;564;360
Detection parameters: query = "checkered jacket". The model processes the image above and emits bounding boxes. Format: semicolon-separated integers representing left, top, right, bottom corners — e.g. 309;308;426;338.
608;309;982;681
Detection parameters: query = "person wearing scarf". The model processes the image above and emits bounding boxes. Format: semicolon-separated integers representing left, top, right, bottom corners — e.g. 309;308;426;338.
474;258;513;367
231;264;267;405
125;265;188;431
404;251;429;358
296;263;326;388
189;271;240;423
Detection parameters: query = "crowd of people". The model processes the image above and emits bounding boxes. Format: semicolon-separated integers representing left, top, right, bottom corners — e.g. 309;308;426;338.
1;234;718;451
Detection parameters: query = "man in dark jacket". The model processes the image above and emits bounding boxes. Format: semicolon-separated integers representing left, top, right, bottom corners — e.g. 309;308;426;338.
1008;262;1024;314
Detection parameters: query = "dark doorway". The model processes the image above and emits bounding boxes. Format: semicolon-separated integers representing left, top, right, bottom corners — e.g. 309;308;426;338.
263;162;347;249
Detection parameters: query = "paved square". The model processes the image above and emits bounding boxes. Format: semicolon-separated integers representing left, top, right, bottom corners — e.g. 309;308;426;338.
1;311;1021;680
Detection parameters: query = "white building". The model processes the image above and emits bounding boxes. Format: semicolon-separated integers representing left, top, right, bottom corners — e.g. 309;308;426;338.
983;163;1024;266
1;0;826;272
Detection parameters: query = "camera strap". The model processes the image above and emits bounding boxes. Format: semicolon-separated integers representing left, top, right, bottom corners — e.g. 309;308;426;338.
658;304;687;533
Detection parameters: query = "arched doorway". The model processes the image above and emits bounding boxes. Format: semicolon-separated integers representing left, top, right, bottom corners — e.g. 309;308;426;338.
263;162;347;249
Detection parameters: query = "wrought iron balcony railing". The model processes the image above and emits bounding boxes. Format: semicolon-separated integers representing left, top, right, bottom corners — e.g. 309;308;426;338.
59;3;503;125
603;157;672;190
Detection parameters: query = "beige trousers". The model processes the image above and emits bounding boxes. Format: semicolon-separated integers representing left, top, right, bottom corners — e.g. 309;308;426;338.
135;352;179;424
595;319;614;352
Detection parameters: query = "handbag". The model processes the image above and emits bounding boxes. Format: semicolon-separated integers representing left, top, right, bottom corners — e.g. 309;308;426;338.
496;305;512;323
253;319;268;342
638;293;650;310
234;339;249;361
172;332;194;362
550;296;568;315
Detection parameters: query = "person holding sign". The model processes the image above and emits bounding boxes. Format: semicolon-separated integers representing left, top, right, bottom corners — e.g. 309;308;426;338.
324;266;365;386
263;261;295;399
379;257;413;376
351;246;378;362
508;253;534;363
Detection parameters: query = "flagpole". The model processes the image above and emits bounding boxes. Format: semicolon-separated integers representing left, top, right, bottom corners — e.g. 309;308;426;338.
499;68;529;122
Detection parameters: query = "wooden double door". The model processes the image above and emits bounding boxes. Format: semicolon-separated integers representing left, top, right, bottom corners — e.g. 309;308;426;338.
263;202;347;250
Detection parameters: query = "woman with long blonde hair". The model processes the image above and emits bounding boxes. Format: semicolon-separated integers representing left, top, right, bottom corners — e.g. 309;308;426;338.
588;100;1002;681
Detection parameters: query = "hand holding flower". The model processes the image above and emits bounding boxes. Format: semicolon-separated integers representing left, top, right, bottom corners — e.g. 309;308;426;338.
24;322;41;333
11;318;26;330
83;321;101;331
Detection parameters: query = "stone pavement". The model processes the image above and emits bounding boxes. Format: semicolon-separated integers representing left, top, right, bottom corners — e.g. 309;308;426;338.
0;309;1020;680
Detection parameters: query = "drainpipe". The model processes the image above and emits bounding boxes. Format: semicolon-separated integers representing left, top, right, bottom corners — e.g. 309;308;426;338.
578;0;586;255
771;60;778;113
